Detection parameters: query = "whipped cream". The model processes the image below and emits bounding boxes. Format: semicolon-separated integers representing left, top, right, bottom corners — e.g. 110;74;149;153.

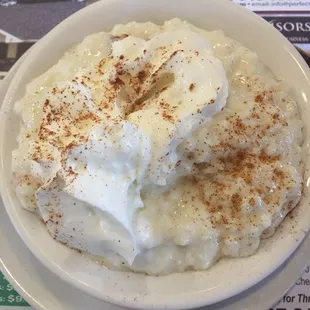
13;19;303;275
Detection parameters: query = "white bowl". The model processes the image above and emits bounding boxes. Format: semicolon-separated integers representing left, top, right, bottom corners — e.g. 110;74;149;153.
1;0;310;309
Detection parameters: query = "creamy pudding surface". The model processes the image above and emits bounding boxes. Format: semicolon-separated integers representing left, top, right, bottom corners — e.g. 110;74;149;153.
12;19;303;275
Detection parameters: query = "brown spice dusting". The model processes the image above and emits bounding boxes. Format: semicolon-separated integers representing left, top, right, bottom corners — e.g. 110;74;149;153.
272;113;280;120
246;162;254;169
109;77;124;87
189;83;195;91
110;34;128;42
231;193;242;212
137;70;146;83
236;150;246;165
162;111;173;122
221;215;228;225
258;151;280;163
44;99;50;107
255;94;264;103
249;198;255;207
98;56;112;74
274;168;285;180
67;166;77;177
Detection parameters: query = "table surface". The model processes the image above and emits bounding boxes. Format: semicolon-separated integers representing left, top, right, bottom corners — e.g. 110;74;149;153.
0;1;309;309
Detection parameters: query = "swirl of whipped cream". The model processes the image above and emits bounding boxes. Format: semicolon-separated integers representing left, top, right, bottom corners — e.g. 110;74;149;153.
13;30;228;264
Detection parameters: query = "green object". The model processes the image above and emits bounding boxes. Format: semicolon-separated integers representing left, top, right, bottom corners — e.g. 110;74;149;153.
0;272;29;306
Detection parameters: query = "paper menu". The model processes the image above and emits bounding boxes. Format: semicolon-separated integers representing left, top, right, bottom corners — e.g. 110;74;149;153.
233;0;310;12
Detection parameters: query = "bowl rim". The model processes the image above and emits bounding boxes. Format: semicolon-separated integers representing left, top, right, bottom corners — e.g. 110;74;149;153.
1;0;310;309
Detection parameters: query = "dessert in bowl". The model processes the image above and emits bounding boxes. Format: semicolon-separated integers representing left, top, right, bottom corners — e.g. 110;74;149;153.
0;0;309;309
10;18;304;275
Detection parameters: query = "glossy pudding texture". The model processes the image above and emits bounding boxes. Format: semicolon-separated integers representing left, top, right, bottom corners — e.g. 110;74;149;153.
12;19;303;275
